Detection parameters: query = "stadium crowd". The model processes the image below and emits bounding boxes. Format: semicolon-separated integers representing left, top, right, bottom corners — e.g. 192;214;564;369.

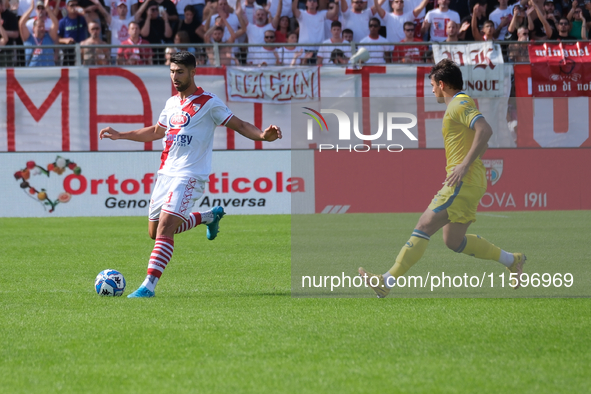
0;0;589;66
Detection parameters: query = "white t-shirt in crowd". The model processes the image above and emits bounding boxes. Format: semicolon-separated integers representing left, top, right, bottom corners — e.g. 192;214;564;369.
157;88;233;181
341;8;373;43
106;0;138;20
380;11;414;43
317;38;351;63
359;35;393;64
268;0;293;18
489;7;513;40
248;46;279;65
424;8;460;42
246;22;274;44
109;16;135;55
296;10;328;49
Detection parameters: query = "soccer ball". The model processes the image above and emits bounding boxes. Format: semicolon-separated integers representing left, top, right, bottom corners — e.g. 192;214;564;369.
95;269;126;296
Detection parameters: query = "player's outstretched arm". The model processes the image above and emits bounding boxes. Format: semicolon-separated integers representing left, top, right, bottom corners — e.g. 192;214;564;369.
445;117;492;187
99;125;166;142
225;116;282;142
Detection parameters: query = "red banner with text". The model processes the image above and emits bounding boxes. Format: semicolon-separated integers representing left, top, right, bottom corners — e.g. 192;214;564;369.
528;42;591;97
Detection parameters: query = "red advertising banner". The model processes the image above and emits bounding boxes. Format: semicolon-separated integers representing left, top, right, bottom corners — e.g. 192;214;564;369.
314;149;591;213
528;42;591;97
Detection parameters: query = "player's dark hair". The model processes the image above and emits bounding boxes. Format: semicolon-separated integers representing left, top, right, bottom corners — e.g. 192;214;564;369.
170;51;197;68
429;58;464;90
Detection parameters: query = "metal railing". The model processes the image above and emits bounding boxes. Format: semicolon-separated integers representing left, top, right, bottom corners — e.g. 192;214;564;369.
0;40;557;68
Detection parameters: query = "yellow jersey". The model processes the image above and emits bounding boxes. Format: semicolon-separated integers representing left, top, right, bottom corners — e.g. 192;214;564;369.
441;92;487;189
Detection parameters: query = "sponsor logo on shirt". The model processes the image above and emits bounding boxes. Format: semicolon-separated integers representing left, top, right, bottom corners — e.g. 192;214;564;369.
166;133;193;147
169;111;191;128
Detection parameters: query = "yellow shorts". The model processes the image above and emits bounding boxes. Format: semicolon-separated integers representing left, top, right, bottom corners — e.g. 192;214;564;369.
427;182;486;224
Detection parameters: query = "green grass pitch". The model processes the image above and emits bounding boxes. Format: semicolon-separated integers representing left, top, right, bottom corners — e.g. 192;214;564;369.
1;212;590;393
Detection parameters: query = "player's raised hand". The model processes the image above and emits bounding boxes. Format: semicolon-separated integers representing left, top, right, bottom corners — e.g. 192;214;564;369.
262;125;282;142
99;127;120;140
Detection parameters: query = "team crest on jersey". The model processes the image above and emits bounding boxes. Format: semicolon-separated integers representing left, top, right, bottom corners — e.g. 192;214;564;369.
482;159;503;185
169;111;191;128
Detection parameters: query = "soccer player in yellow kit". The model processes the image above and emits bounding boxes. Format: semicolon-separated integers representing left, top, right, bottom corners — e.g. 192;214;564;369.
359;59;526;298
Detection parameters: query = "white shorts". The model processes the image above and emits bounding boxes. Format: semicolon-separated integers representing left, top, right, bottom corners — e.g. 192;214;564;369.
149;174;206;222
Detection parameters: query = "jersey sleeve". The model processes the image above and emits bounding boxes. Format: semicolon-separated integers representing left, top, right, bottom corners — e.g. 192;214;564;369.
158;103;169;129
449;98;484;130
209;97;234;126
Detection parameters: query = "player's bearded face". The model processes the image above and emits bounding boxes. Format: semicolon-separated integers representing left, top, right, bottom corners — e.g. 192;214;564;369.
171;65;193;92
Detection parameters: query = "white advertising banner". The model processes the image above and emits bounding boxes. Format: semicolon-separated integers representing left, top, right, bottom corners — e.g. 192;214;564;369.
0;150;300;217
0;65;518;153
432;41;510;98
225;66;320;103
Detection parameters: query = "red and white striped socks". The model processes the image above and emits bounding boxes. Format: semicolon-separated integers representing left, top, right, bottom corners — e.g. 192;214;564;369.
143;235;174;292
174;212;202;234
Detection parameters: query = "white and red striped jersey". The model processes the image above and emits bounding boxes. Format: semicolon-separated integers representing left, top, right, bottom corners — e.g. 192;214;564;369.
157;87;233;181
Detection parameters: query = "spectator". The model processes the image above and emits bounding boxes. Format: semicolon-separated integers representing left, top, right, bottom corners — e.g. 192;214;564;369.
204;21;238;64
0;16;8;47
18;0;40;19
237;0;259;24
173;30;196;52
292;0;338;63
248;28;281;64
104;0;136;20
139;0;173;64
489;0;512;40
283;31;302;64
444;19;462;41
117;20;153;64
80;21;110;64
237;0;281;46
164;45;176;64
392;20;425;63
506;2;528;40
0;0;20;67
329;48;348;63
58;0;88;65
472;6;495;41
339;0;379;43
460;0;486;41
342;27;353;41
403;0;430;38
323;1;339;39
508;26;530;62
175;0;205;24
19;0;60;66
177;5;203;43
374;0;429;43
554;16;585;39
359;17;392;63
93;0;138;61
25;1;53;36
567;3;587;40
529;0;558;40
422;0;460;41
275;15;290;42
199;0;242;45
135;0;178;24
318;20;351;64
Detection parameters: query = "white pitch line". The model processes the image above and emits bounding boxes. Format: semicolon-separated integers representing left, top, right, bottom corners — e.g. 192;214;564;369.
478;213;510;218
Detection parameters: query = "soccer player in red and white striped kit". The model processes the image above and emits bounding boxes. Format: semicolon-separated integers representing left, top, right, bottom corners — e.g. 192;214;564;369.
99;51;282;298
